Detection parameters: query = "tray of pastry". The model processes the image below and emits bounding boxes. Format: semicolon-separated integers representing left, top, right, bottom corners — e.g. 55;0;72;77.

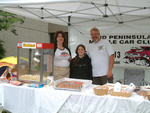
54;78;92;92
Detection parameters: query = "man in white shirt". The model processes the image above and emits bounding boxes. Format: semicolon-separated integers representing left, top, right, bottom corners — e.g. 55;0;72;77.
87;27;114;85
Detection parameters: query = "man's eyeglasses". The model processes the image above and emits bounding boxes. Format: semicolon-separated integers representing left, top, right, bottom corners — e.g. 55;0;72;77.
91;33;99;36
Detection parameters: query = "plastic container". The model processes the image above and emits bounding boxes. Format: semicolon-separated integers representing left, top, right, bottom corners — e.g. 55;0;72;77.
47;76;54;87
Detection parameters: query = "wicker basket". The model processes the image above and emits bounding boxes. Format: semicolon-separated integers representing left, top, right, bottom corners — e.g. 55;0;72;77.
109;88;132;97
137;91;147;99
93;86;109;96
147;92;150;101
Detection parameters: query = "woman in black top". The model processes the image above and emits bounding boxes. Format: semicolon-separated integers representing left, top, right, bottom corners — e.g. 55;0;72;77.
70;44;92;80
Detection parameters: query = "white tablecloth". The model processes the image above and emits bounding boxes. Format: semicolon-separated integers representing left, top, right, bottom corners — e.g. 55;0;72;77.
59;93;150;113
0;84;3;104
0;83;150;113
0;84;71;113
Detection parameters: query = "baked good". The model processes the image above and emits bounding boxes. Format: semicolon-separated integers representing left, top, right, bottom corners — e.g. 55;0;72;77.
56;81;83;90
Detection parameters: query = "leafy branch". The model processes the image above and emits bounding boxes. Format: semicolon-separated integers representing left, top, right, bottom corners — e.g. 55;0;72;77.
0;10;24;35
0;40;6;59
0;10;25;59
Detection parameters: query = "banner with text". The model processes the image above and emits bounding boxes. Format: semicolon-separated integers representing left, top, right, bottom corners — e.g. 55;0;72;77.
69;33;150;68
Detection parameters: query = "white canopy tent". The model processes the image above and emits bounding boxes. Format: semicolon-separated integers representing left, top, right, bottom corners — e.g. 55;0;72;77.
0;0;150;28
0;0;150;67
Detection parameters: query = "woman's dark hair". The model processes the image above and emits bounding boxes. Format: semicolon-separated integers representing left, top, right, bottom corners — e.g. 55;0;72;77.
54;30;67;48
72;44;86;67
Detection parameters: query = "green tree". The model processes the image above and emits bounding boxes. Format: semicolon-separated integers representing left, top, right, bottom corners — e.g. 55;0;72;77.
0;10;24;35
0;10;24;59
0;40;6;59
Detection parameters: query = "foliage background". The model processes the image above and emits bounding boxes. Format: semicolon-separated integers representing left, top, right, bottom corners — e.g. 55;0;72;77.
0;10;24;59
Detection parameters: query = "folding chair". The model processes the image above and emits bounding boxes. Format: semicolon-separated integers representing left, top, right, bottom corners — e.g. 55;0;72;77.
116;68;150;86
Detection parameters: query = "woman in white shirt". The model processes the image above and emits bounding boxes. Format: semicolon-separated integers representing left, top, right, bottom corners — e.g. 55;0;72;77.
53;31;72;80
